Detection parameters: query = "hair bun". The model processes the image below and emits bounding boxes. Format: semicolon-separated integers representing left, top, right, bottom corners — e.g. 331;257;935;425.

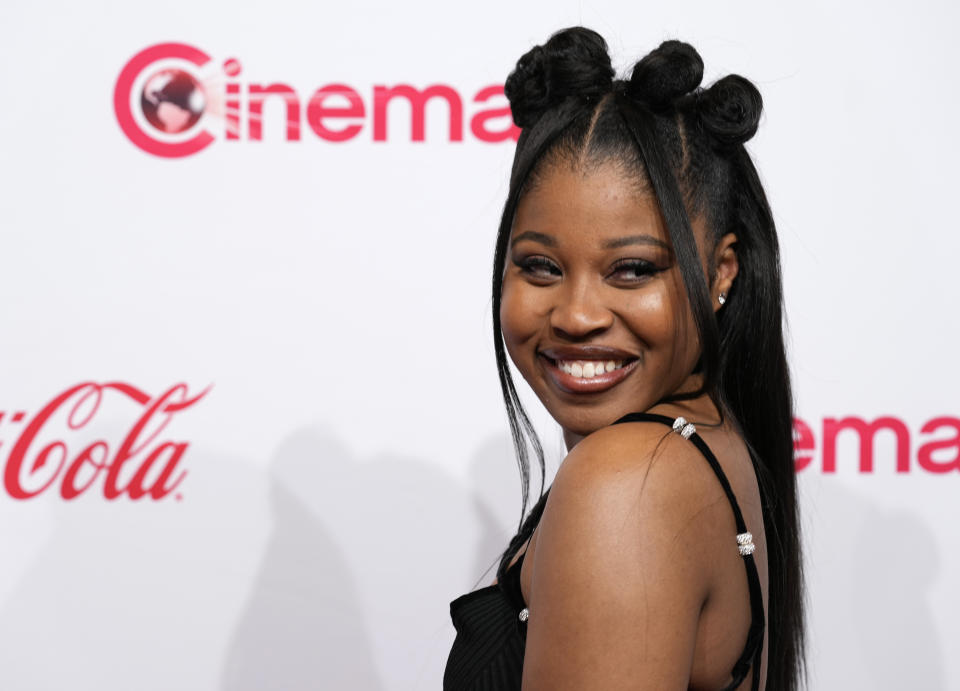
504;26;614;129
627;40;704;111
698;74;763;146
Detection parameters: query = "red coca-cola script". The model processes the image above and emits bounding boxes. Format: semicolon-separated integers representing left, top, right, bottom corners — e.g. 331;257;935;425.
0;382;210;500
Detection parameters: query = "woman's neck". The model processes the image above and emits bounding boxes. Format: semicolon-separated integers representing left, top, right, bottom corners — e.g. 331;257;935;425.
561;371;718;452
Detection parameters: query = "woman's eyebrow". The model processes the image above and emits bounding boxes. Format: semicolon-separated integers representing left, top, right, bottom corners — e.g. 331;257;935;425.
511;230;556;247
603;234;670;250
511;231;670;251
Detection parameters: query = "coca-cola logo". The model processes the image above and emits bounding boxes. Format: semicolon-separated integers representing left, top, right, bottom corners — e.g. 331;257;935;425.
114;42;519;158
1;382;210;500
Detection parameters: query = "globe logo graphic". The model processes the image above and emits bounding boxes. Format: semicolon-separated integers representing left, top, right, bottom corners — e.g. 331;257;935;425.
140;69;206;133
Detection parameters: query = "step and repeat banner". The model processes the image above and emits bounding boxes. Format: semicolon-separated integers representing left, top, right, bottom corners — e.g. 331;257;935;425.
1;1;957;689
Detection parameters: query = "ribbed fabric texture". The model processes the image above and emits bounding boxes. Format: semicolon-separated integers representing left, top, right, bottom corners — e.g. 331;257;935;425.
444;573;527;691
443;412;764;690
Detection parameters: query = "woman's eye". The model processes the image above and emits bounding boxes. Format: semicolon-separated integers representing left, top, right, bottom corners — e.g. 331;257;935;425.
515;256;561;279
610;259;659;282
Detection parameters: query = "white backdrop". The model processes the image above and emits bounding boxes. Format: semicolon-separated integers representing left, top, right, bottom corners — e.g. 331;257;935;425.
1;1;958;689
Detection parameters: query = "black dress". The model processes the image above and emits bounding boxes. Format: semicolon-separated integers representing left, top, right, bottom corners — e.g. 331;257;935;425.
443;412;765;691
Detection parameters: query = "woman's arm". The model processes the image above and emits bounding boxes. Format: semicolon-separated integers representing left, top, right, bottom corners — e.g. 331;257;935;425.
521;422;723;690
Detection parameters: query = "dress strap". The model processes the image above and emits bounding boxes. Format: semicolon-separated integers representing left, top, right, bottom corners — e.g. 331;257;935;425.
611;411;765;691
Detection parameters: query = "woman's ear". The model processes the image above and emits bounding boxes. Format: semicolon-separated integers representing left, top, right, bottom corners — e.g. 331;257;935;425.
712;232;739;311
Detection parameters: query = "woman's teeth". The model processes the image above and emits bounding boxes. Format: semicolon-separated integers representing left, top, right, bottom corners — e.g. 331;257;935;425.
556;360;624;379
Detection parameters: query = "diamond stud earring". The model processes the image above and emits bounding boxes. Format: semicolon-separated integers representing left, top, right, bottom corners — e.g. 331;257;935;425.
718;292;727;306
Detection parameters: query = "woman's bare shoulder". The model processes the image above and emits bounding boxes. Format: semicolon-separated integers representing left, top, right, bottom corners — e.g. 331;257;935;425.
554;417;722;508
523;421;739;687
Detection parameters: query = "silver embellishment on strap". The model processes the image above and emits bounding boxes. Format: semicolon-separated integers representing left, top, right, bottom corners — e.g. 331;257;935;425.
518;607;529;622
737;532;756;556
672;416;696;439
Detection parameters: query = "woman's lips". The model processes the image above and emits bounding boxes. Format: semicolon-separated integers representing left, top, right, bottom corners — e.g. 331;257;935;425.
540;354;639;394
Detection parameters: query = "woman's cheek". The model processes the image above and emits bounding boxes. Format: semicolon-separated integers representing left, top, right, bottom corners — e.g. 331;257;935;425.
500;279;541;364
621;291;668;343
628;287;699;371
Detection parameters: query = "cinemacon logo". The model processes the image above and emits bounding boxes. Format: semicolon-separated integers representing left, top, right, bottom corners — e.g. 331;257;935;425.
793;416;959;473
114;42;519;158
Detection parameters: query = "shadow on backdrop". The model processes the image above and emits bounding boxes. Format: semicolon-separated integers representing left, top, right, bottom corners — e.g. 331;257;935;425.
221;425;520;691
804;478;945;690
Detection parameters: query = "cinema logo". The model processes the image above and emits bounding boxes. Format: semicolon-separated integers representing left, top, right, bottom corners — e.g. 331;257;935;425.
1;382;210;501
114;42;518;158
793;416;960;473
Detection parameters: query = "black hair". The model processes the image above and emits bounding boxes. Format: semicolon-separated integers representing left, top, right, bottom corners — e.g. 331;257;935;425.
490;26;805;690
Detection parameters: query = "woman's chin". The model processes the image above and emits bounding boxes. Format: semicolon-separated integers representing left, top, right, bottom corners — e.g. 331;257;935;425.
550;408;618;442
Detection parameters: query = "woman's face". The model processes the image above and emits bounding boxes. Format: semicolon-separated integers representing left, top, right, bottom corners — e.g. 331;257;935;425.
500;159;732;447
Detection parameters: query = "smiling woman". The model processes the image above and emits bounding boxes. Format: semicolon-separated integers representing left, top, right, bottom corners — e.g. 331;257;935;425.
443;27;805;691
502;168;739;449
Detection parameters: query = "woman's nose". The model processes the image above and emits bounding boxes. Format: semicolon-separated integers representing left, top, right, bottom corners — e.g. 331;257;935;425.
549;283;613;340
